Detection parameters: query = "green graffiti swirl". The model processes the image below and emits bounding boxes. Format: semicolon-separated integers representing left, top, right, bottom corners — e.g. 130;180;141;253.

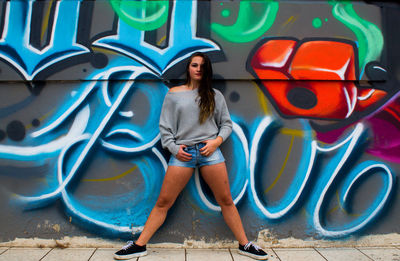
110;0;169;31
211;0;279;43
329;0;383;75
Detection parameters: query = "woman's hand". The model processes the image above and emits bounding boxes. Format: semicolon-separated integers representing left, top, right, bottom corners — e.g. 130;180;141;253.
176;145;192;161
200;137;223;157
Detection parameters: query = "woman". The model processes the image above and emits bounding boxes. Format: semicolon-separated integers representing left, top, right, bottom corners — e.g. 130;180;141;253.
114;52;268;260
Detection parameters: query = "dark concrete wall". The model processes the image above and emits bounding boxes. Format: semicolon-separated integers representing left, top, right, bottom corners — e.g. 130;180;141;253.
0;0;399;243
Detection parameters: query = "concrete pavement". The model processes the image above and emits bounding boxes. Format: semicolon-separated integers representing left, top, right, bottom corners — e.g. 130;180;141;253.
0;246;400;261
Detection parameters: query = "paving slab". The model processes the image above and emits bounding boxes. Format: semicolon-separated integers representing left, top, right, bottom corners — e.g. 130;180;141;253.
186;249;232;261
0;247;51;261
89;248;124;261
41;248;96;261
0;248;8;255
139;248;185;260
316;247;371;261
358;247;400;261
231;248;279;261
273;248;325;261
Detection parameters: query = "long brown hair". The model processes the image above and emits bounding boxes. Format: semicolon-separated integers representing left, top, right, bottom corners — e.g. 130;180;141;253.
185;52;215;124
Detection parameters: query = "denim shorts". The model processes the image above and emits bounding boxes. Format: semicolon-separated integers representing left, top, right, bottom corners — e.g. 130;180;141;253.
168;143;225;168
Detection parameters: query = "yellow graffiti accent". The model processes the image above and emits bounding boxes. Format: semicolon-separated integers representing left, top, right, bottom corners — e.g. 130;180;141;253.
25;123;33;131
26;108;56;131
281;15;298;28
83;165;138;182
301;207;310;218
264;134;295;193
157;35;167;46
278;15;298;35
41;0;55;42
280;128;309;138
92;47;116;55
336;190;361;217
328;205;340;215
253;82;269;115
282;15;295;27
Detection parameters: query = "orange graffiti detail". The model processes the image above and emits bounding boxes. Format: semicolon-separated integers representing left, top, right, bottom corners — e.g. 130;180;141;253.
250;39;386;120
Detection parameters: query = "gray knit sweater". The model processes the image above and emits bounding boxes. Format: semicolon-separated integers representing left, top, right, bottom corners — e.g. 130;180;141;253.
159;88;232;156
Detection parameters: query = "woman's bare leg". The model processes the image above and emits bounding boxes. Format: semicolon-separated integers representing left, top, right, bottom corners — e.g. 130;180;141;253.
136;166;194;245
200;162;248;245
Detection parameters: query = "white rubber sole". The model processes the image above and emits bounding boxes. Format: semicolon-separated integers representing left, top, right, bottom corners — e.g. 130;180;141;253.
238;249;268;260
113;250;147;260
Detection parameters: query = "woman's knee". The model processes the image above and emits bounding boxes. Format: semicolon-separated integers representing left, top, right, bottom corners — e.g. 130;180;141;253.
155;195;174;209
217;194;234;207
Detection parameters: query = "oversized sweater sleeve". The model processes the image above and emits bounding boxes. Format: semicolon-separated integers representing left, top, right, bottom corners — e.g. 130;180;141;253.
159;94;180;156
214;90;232;142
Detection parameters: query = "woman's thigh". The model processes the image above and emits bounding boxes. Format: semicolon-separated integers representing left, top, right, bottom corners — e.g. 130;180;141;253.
199;162;233;204
157;166;194;206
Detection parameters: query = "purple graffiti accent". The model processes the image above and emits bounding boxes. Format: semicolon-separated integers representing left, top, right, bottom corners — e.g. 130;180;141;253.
316;97;400;164
315;125;351;145
366;98;400;163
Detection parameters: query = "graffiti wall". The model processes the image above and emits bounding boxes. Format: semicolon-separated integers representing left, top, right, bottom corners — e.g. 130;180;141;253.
0;0;399;243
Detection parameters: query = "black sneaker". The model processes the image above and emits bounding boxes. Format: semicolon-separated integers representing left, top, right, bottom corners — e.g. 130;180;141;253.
114;241;147;260
238;242;268;260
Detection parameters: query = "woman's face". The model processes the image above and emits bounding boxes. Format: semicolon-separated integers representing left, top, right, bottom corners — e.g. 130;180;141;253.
188;56;204;81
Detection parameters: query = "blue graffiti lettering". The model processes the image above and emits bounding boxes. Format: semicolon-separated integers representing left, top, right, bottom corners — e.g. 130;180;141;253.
249;117;315;219
0;0;89;80
93;0;220;75
308;123;395;237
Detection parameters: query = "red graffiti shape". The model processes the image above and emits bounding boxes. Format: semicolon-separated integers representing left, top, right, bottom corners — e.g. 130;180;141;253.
250;39;386;120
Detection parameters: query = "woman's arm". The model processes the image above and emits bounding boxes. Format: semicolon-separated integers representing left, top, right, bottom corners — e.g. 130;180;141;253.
215;90;233;141
159;95;181;156
199;90;232;156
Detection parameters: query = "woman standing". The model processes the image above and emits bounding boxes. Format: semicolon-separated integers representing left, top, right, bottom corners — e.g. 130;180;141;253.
114;52;268;260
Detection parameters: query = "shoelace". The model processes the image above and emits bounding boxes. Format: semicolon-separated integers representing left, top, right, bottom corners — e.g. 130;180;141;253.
244;242;261;251
121;241;134;250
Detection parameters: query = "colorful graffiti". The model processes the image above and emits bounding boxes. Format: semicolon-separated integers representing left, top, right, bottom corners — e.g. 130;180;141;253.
0;0;399;241
248;38;387;121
